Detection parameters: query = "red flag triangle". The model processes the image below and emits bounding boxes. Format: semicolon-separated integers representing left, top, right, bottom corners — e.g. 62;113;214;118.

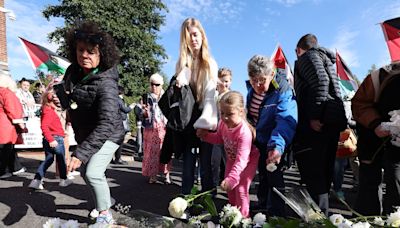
381;17;400;62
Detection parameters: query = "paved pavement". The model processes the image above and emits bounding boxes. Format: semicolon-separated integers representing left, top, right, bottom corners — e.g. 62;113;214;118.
0;150;357;227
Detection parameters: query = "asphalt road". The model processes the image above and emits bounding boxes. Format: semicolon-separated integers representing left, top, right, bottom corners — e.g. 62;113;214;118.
0;150;357;227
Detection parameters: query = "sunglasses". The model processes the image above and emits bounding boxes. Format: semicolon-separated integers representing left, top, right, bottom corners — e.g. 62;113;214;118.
151;83;161;87
74;30;103;44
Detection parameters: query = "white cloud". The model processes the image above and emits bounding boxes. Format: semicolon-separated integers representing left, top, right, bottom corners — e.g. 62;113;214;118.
161;0;244;33
330;28;359;68
4;1;63;76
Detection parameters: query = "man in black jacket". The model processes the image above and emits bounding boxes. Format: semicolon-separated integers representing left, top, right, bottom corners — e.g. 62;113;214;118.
293;34;345;215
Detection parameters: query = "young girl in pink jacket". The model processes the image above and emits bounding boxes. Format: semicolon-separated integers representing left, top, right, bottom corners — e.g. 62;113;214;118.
197;91;259;217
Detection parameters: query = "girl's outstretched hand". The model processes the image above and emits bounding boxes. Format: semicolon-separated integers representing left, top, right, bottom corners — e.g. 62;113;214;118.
220;179;232;191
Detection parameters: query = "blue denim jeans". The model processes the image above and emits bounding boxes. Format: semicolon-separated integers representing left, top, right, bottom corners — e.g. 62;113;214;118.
35;136;66;180
182;141;214;194
333;157;348;192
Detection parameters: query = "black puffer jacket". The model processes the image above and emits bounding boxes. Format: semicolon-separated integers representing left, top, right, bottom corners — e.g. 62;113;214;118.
294;47;342;135
64;64;125;163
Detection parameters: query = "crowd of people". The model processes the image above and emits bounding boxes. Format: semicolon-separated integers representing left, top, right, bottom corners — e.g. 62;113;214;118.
1;17;400;226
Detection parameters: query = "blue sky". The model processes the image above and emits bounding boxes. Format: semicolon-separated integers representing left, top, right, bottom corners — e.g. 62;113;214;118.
4;0;400;95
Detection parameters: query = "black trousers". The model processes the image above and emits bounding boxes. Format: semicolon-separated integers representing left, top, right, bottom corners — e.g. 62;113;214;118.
294;130;340;213
355;147;400;215
0;144;22;175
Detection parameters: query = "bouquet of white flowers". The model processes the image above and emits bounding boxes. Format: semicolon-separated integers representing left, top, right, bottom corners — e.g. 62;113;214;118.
381;109;400;147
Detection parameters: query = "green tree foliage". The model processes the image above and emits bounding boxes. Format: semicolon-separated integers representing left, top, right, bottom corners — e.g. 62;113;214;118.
42;0;168;98
368;64;377;75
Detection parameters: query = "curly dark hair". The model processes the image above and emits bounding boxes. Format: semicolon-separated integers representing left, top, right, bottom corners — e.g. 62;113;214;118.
65;20;120;70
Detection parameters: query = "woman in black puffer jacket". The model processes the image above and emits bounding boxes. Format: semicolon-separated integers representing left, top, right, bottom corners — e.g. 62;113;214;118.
62;20;124;225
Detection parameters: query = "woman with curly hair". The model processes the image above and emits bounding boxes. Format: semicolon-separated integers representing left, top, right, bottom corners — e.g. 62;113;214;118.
61;20;124;224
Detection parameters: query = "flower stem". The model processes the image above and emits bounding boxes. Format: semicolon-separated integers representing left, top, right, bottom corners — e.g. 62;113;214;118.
186;188;216;203
363;137;390;165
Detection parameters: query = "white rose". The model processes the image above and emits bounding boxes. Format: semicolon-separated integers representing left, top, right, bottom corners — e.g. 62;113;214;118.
168;197;188;218
329;214;345;225
253;212;266;226
266;163;277;172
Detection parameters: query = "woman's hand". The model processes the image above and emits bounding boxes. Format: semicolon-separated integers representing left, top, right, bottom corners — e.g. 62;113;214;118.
67;156;82;173
375;124;391;138
142;104;150;118
49;140;58;148
266;149;281;165
310;119;323;132
175;67;191;88
220;179;232;191
196;129;208;139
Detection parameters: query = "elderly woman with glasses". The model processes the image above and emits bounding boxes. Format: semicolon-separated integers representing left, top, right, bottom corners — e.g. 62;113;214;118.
61;20;124;224
139;73;171;184
245;54;297;217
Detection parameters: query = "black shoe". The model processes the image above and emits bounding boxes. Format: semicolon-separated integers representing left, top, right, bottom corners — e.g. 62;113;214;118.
113;159;128;165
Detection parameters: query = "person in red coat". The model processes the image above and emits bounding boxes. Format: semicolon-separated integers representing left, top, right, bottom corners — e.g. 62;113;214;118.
0;72;26;179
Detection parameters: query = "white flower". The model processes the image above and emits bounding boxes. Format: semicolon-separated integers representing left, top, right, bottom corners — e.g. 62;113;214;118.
88;223;110;228
305;208;324;222
387;208;400;227
266;163;277;172
168;197;188;218
61;220;79;228
206;221;217;228
43;218;62;228
329;214;345;225
351;221;371;228
372;217;385;226
241;218;252;228
337;220;353;228
253;212;266;226
219;204;242;227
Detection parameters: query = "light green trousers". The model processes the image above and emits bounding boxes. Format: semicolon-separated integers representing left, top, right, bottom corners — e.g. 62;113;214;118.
81;140;119;211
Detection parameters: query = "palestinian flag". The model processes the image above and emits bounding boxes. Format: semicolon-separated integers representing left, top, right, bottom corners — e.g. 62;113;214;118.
19;37;70;74
271;44;294;87
336;51;359;95
381;17;400;62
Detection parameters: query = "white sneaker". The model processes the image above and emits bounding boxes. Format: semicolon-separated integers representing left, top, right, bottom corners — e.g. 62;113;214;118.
29;179;44;190
59;179;72;187
0;172;12;179
12;167;26;175
69;170;80;176
89;208;99;218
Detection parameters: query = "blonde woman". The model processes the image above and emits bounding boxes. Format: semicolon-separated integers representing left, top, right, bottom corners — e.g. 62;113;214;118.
175;18;219;194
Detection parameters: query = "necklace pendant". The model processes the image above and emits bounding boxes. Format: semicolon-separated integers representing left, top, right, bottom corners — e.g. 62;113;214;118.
70;102;78;110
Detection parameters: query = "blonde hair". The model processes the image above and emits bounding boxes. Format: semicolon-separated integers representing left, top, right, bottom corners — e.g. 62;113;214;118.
41;87;55;108
176;18;215;103
218;67;232;79
220;91;256;141
0;72;18;92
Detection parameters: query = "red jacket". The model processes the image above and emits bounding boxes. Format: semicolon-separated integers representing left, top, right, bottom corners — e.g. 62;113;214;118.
0;87;24;144
41;105;65;142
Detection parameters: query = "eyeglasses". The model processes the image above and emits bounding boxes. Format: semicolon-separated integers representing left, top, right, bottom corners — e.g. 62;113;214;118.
74;30;103;44
249;77;267;85
151;83;161;87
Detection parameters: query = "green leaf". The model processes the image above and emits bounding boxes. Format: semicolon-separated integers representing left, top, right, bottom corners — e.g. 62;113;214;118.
190;186;200;195
201;195;218;216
